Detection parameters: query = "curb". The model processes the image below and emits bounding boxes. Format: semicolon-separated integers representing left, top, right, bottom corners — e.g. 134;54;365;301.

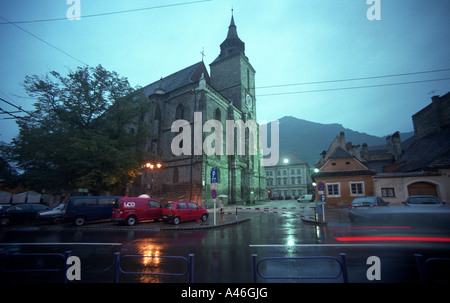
161;217;252;231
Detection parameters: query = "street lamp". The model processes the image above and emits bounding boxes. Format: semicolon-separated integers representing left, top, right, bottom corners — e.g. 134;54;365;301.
144;162;162;197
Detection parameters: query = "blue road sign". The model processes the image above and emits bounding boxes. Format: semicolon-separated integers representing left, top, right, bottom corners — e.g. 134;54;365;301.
211;167;218;183
317;182;325;191
321;194;326;203
211;189;217;199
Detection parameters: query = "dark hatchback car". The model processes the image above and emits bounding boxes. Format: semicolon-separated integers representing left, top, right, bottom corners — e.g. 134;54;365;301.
0;203;50;226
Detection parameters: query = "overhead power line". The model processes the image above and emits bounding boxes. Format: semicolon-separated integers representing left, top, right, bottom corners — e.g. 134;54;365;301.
0;15;87;66
0;0;212;25
256;77;450;97
0;97;33;117
256;68;450;90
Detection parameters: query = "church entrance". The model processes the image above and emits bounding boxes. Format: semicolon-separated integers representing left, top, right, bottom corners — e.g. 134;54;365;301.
407;182;438;197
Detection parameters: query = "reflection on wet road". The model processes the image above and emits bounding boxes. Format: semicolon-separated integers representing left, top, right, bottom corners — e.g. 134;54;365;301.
1;200;449;283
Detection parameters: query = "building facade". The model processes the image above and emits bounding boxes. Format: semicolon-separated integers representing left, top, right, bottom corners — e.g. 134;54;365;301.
265;153;311;199
374;92;450;205
313;147;376;207
128;14;267;206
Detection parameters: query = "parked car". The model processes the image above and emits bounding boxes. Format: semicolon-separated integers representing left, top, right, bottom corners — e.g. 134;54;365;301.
112;197;163;226
64;196;121;226
162;201;208;225
0;203;50;226
348;196;390;223
403;195;444;206
37;203;65;224
297;194;315;203
348;196;389;209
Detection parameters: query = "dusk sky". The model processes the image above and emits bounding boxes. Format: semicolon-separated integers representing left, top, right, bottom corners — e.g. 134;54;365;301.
1;0;450;143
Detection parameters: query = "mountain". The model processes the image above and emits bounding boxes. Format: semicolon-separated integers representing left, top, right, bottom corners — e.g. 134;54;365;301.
267;116;414;166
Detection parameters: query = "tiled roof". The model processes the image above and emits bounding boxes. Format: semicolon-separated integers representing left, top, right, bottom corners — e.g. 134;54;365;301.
394;126;450;172
144;61;209;96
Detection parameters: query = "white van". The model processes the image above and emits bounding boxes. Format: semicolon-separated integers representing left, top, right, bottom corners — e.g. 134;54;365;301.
297;194;315;203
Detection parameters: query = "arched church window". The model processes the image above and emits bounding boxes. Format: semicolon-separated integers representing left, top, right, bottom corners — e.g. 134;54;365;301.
215;108;221;123
176;104;184;120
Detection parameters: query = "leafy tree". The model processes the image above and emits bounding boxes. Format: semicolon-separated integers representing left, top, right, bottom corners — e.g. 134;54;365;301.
3;65;151;194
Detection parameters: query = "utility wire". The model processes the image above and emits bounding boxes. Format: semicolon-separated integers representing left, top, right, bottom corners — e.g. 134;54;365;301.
256;77;450;97
0;97;33;116
216;68;450;94
0;15;88;66
0;0;212;25
256;68;450;89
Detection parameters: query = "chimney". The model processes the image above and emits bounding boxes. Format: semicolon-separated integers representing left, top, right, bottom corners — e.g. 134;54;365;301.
386;135;393;155
431;95;443;132
392;131;402;161
362;143;369;160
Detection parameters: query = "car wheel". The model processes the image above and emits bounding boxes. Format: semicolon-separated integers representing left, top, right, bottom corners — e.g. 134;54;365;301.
51;217;62;225
74;216;86;226
201;214;208;222
126;216;137;226
173;217;181;225
0;217;10;226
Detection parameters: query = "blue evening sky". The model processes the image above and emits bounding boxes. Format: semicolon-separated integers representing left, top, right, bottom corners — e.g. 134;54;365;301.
1;0;450;143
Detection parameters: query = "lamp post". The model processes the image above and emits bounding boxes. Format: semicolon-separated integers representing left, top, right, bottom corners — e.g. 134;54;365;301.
144;162;162;198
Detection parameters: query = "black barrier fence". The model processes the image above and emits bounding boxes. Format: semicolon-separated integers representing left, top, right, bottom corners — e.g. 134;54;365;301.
0;251;72;282
251;253;349;283
1;251;449;283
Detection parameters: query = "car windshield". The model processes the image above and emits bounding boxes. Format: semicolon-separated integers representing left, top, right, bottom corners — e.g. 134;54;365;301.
113;199;123;208
352;197;377;205
164;202;175;209
408;197;440;204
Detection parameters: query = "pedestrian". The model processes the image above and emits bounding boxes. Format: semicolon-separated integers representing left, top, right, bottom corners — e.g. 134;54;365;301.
219;197;224;223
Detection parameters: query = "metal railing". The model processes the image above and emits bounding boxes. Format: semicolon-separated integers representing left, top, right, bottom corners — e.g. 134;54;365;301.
0;251;72;282
252;253;349;283
414;254;450;283
113;252;195;283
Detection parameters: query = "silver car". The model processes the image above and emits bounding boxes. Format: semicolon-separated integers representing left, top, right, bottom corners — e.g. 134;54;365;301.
404;195;444;206
37;203;65;224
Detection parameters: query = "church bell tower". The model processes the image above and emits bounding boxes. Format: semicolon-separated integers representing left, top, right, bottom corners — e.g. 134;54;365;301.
210;12;256;119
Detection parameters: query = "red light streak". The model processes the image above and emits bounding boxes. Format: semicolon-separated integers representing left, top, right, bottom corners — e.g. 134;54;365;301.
335;236;450;242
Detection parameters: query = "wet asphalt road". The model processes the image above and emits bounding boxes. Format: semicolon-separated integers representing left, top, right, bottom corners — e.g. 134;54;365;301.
1;200;449;283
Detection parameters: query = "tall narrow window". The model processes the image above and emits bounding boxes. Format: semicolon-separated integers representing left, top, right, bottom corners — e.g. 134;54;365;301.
173;167;179;184
175;104;184;120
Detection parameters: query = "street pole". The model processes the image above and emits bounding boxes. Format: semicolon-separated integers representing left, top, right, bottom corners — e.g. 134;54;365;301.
213;200;216;226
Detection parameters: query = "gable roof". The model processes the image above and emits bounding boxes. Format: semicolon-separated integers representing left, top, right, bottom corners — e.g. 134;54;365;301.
144;61;210;96
328;147;353;159
275;152;308;166
394;126;450;172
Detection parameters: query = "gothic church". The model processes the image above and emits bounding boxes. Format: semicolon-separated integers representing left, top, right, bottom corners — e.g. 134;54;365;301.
129;14;267;206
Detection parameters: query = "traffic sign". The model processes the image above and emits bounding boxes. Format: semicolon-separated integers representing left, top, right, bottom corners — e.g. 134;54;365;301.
211;167;218;183
321;194;326;203
317;182;325;191
211;189;217;199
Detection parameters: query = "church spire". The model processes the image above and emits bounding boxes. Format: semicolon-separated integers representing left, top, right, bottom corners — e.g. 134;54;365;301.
214;10;245;62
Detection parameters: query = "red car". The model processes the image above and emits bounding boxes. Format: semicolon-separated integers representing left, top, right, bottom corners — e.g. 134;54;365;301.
162;201;208;225
112;197;162;226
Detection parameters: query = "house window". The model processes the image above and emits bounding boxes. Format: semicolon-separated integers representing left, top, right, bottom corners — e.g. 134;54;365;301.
381;188;395;197
350;182;365;196
326;183;340;197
